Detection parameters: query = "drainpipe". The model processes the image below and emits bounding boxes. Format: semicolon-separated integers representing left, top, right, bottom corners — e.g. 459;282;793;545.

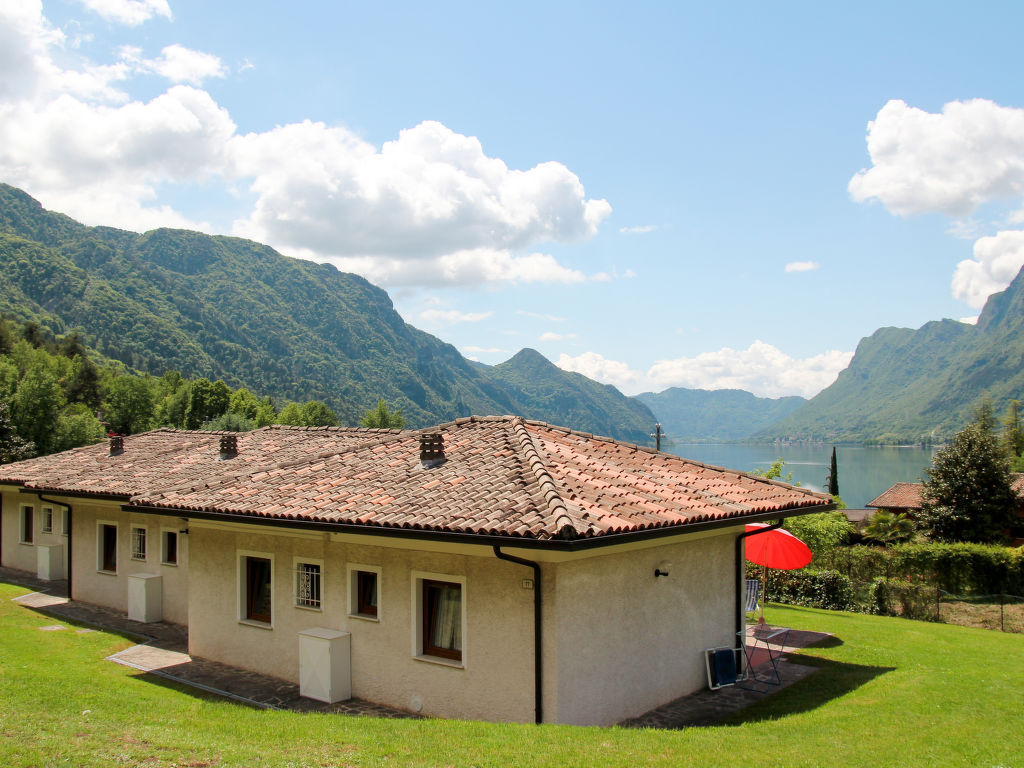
734;519;783;651
493;546;543;724
38;495;72;600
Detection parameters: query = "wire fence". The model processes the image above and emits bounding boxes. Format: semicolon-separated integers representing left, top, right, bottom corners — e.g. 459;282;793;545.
869;581;1024;633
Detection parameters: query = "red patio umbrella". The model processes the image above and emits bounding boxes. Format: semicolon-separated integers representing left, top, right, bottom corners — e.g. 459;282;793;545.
744;523;812;622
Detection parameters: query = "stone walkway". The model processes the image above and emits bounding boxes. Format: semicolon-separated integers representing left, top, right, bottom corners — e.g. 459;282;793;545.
4;567;826;727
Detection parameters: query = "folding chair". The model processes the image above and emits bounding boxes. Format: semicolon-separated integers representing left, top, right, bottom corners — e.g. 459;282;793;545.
745;578;760;615
705;646;744;690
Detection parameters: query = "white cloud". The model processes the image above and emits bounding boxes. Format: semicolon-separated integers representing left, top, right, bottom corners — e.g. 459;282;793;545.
951;230;1024;308
77;0;171;26
960;316;979;325
557;341;853;399
619;224;656;234
418;309;493;327
555;352;643;393
142;44;228;85
0;4;611;289
539;332;577;342
849;99;1024;217
228;119;610;285
517;310;567;322
784;261;818;273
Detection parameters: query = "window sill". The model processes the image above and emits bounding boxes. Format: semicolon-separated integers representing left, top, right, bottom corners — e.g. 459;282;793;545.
348;612;379;623
238;619;273;630
413;654;464;669
19;541;34;546
97;569;117;576
294;604;322;613
130;557;147;563
160;561;178;567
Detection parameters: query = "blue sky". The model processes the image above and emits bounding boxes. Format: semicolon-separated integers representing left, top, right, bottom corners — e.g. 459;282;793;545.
4;1;1024;399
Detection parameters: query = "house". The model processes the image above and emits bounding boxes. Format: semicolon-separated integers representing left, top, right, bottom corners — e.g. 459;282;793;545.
867;477;1024;544
1;416;832;726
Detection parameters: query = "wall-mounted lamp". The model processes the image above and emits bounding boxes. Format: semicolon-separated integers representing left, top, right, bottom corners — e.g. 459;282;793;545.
654;561;672;578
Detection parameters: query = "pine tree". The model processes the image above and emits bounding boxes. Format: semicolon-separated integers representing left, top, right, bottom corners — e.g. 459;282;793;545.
920;402;1017;542
826;446;839;496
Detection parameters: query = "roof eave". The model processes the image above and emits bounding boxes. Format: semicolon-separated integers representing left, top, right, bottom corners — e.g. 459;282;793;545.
122;501;836;552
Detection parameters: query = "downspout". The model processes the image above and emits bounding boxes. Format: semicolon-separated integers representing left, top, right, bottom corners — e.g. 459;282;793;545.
734;519;783;651
493;546;543;724
38;495;72;600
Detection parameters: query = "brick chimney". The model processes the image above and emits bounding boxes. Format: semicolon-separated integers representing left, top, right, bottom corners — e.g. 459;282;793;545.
218;434;238;461
108;435;124;457
419;432;445;468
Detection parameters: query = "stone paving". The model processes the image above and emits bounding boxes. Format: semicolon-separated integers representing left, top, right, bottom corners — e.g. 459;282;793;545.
4;566;826;728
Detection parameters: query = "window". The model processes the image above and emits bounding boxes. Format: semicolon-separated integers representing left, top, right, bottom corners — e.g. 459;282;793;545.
294;561;322;609
130;526;147;561
421;578;463;662
61;509;69;536
242;555;272;624
98;523;117;572
41;507;53;533
348;564;381;620
161;531;178;565
19;506;33;544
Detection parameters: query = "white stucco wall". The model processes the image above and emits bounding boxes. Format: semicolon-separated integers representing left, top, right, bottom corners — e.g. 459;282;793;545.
1;490;68;574
186;523;537;722
549;531;738;726
63;502;189;626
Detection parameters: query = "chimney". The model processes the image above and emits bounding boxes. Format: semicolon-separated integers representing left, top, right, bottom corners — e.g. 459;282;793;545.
419;432;445;468
108;435;124;457
218;434;238;461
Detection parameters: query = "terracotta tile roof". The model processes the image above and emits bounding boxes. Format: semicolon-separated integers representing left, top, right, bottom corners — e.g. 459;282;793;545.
868;476;1024;511
866;482;925;510
0;425;404;498
3;417;832;543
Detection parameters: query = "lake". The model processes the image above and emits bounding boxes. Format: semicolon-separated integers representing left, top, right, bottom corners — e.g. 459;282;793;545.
664;443;938;509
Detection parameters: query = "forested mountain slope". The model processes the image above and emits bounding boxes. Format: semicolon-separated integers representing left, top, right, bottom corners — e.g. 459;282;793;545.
635;387;806;441
0;184;656;438
759;266;1024;443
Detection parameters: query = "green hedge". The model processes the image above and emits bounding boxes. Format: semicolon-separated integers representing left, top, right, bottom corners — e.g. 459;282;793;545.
747;564;856;611
814;543;1024;595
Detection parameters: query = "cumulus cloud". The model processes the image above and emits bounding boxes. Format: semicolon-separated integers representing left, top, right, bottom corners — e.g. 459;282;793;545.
850;99;1024;217
555;352;643;393
136;44;228;85
784;261;818;273
0;3;611;289
951;230;1024;308
77;0;171;26
557;341;853;399
619;224;656;234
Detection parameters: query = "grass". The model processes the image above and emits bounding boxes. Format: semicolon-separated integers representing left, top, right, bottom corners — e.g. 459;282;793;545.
1;582;1022;767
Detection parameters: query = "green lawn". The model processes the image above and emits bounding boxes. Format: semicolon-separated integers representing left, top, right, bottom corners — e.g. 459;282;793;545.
1;582;1021;767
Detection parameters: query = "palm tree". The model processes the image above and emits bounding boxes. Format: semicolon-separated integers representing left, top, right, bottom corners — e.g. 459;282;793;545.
863;510;916;544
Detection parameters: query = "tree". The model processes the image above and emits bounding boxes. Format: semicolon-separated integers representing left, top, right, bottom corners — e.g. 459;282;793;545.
862;510;916;545
54;404;105;452
784;511;851;555
65;354;101;409
361;399;406;429
920;402;1017;543
10;364;64;454
202;411;257;432
228;388;277;427
277;400;338;427
825;446;839;496
103;375;156;434
184;378;231;429
0;401;34;463
1002;399;1024;458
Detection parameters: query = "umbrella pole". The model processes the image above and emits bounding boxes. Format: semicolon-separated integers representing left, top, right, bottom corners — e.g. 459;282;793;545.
760;563;767;624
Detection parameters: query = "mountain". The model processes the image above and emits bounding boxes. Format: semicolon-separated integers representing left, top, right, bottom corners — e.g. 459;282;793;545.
0;183;656;440
759;267;1024;443
490;349;657;445
635;387;806;442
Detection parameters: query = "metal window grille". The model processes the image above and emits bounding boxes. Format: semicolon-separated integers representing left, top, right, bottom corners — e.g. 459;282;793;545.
295;563;321;609
42;508;53;533
130;527;147;560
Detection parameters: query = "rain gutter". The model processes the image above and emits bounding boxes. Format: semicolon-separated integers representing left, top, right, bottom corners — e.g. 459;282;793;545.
492;546;543;724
